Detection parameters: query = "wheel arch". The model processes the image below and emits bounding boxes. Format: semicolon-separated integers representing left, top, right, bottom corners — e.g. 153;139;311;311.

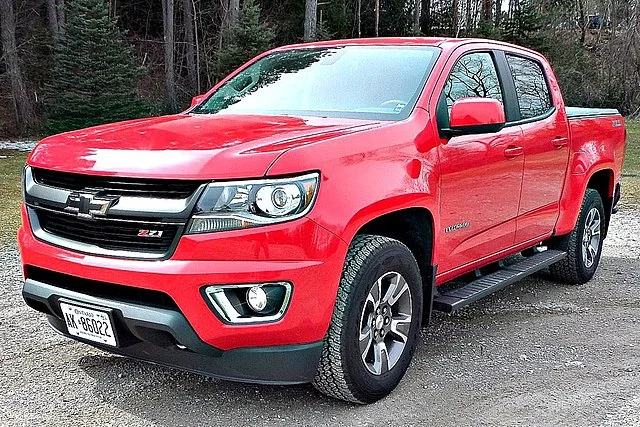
586;168;615;236
555;165;616;237
352;206;436;325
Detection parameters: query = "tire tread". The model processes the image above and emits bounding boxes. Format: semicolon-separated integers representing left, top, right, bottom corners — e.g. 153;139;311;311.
312;234;416;403
549;188;603;284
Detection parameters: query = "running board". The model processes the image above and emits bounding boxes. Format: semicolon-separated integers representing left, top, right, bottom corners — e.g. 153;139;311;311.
432;250;567;313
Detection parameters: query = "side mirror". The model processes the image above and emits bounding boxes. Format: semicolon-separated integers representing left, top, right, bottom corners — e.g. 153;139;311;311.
445;98;506;137
191;94;206;108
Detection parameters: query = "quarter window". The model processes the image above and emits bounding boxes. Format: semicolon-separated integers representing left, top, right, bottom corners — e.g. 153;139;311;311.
442;52;504;110
506;55;552;119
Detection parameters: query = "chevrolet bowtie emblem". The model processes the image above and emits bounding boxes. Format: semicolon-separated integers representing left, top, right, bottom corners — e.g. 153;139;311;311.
64;191;120;219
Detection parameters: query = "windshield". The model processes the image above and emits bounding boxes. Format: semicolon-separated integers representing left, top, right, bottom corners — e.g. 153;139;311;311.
193;45;440;121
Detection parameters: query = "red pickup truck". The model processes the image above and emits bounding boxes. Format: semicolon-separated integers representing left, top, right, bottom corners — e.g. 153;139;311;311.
20;38;625;403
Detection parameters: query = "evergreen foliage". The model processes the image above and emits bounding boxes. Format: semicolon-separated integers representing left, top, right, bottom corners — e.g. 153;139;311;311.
212;0;275;82
500;0;546;51
44;0;148;134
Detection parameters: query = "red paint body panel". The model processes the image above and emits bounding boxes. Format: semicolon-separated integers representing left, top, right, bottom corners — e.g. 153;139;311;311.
514;64;571;243
19;37;626;353
28;114;378;179
555;115;625;235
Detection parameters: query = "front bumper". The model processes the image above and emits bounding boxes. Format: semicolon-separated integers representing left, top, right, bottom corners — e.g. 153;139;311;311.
19;211;347;349
23;277;322;384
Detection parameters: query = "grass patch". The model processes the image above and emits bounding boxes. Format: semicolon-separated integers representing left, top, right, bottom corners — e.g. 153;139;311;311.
624;120;640;175
620;176;640;207
0;150;27;246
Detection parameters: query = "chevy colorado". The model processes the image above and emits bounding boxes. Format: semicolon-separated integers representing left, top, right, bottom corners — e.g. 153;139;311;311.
19;37;626;403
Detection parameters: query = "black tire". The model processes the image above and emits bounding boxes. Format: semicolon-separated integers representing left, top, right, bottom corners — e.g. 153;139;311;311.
549;189;606;284
312;235;423;404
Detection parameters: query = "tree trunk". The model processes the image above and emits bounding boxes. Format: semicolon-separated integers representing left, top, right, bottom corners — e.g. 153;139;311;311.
162;0;178;112
421;0;431;35
182;0;197;93
495;0;501;26
219;0;239;47
483;0;492;22
356;0;361;37
374;0;380;37
193;0;201;93
229;0;239;25
452;0;459;36
465;0;472;33
57;0;65;37
578;0;586;44
45;0;59;38
412;0;421;34
0;0;37;131
304;0;318;42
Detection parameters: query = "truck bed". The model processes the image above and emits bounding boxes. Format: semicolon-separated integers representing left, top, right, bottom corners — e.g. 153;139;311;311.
565;106;625;184
565;107;620;120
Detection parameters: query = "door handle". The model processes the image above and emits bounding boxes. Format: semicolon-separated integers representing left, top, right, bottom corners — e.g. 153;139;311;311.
552;137;568;148
504;146;524;158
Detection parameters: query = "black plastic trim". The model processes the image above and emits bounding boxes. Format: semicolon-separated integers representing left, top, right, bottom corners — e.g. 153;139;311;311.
23;277;323;384
505;107;556;127
493;50;521;123
612;182;621;214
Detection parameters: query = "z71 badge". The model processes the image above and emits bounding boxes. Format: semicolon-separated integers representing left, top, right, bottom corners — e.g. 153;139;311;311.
138;230;164;238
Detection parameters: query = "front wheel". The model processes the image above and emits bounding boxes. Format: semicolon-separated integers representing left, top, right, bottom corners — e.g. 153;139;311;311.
549;188;605;284
312;235;423;403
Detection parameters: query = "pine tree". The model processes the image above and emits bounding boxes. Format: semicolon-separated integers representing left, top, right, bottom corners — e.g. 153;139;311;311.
212;0;275;82
500;0;546;51
44;0;148;134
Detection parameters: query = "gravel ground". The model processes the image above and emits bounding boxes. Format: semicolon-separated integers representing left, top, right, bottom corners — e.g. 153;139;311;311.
1;206;639;427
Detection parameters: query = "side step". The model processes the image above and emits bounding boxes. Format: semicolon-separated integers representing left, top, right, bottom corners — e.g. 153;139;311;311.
432;250;567;313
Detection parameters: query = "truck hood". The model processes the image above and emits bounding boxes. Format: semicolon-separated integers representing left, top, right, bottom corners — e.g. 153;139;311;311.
28;114;379;179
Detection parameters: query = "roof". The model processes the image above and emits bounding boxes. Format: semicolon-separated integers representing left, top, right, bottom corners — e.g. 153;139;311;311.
273;37;544;58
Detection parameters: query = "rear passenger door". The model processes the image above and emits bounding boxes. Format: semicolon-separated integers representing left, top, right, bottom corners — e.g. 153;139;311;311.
504;54;571;243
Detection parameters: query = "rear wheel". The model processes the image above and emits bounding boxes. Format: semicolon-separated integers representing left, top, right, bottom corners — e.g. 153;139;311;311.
312;235;422;403
549;189;605;284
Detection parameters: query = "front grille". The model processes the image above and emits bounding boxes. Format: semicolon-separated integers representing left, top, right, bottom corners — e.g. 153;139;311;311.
32;167;203;199
36;209;179;254
26;266;179;311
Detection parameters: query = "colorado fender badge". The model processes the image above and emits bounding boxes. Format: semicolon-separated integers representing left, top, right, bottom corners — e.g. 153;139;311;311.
445;221;470;233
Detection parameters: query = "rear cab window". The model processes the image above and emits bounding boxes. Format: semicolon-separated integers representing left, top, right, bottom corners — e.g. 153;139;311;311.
505;55;553;120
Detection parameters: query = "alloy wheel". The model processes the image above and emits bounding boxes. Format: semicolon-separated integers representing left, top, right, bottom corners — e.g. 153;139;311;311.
358;271;413;375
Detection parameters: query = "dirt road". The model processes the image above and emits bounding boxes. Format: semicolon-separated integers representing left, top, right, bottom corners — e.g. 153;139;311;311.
1;206;639;426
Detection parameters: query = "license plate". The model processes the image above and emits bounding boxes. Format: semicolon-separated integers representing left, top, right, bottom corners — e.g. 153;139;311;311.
60;302;117;347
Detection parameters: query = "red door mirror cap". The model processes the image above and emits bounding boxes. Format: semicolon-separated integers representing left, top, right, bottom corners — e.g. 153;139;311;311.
191;95;206;108
449;97;506;132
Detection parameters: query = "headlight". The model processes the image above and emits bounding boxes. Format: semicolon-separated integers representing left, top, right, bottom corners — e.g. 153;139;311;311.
187;172;319;234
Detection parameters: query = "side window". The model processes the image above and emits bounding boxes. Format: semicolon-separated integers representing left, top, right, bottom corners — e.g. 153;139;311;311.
506;55;552;120
442;52;504;110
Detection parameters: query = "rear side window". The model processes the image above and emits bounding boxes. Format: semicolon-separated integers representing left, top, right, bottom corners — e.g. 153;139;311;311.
506;55;552;120
442;52;503;110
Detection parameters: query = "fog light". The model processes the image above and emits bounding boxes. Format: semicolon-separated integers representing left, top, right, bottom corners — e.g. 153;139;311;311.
203;282;292;324
246;286;268;312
